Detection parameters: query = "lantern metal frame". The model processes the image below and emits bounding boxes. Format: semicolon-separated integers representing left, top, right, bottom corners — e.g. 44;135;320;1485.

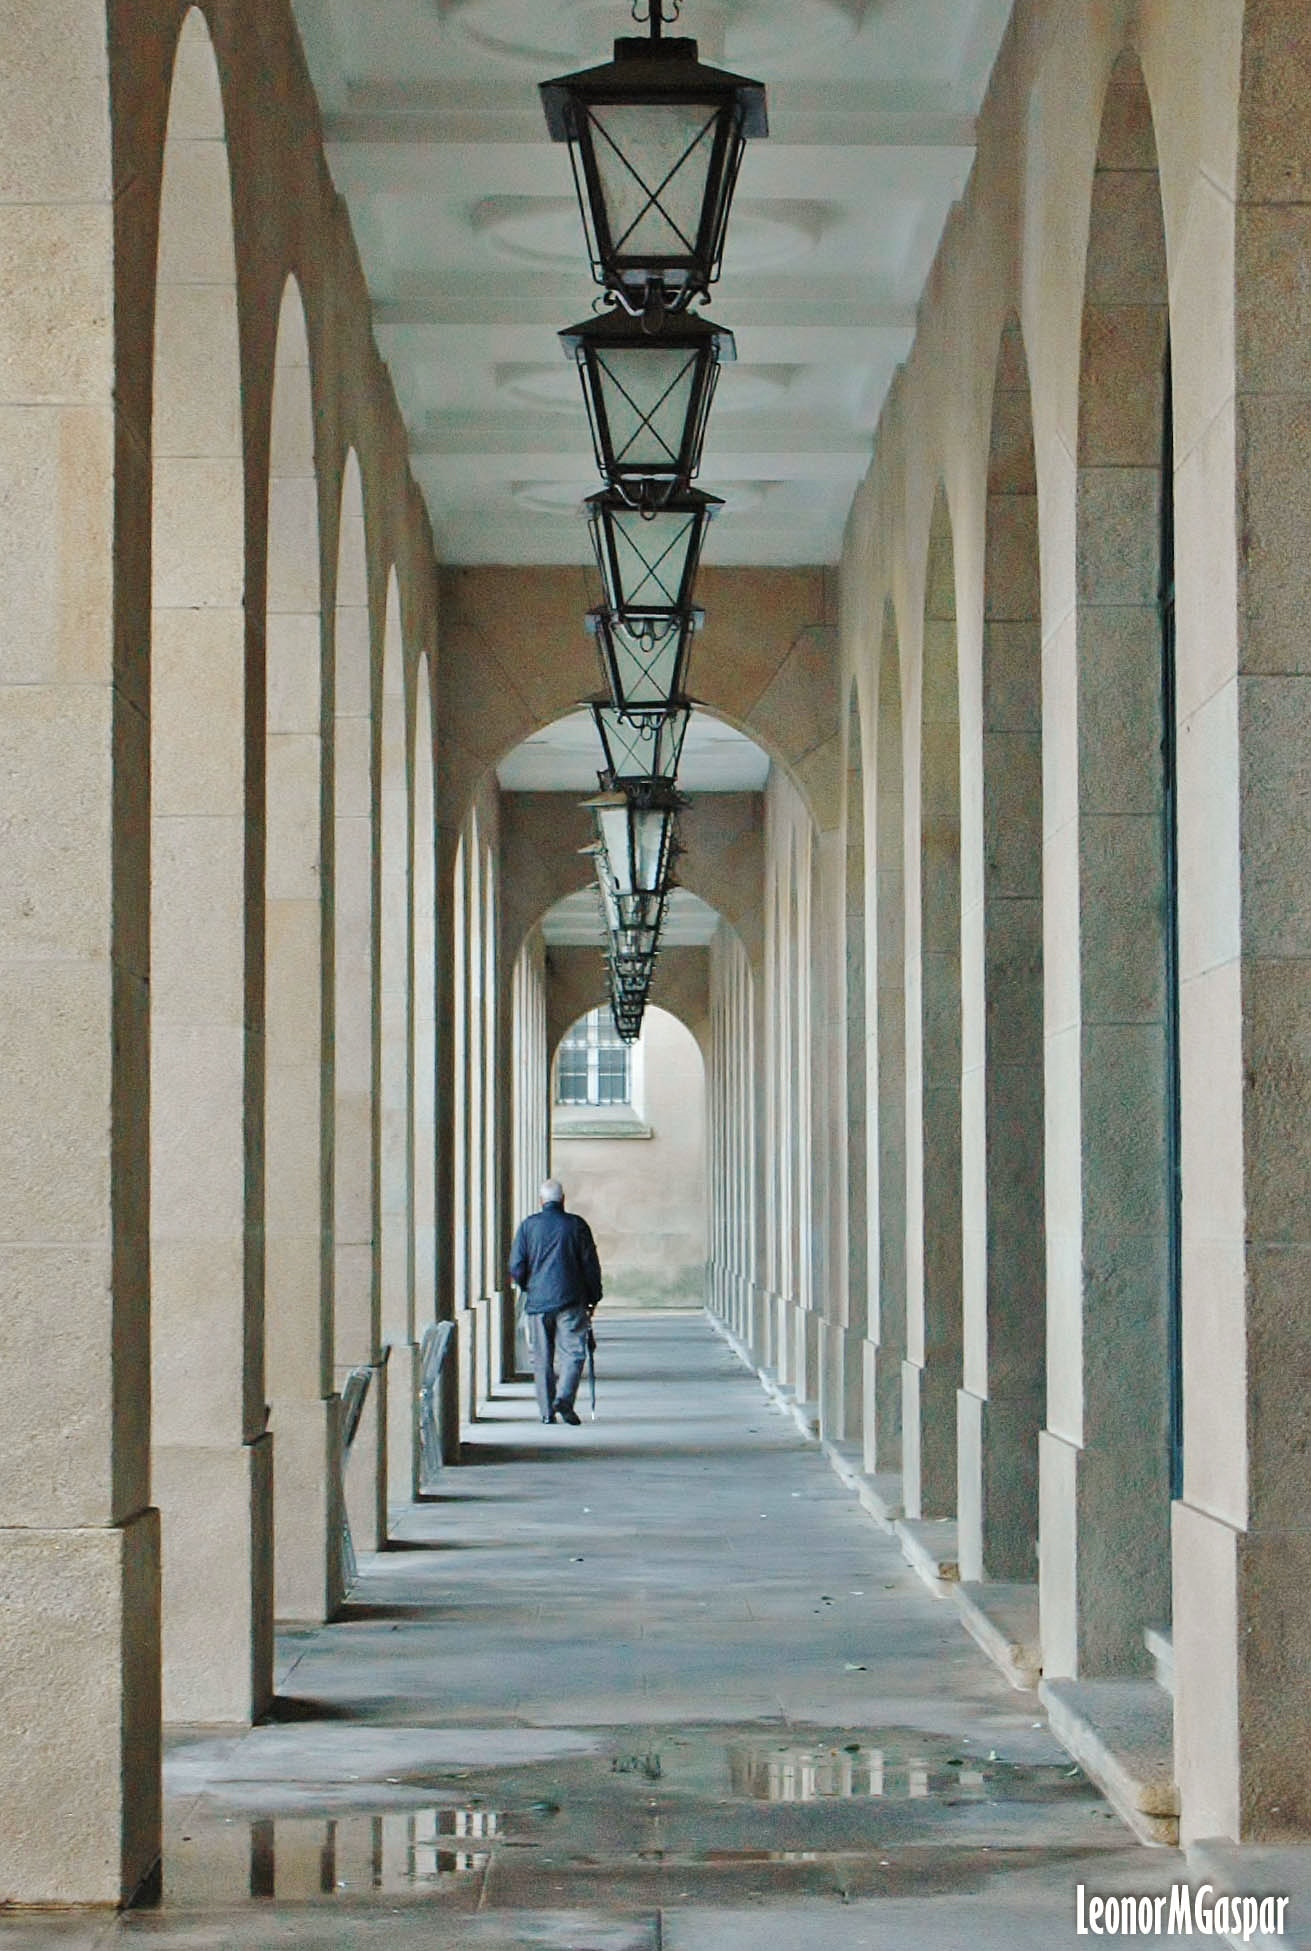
589;695;692;788
586;846;665;959
585;783;684;936
560;309;733;508
540;12;767;320
587;487;720;639
588;603;701;711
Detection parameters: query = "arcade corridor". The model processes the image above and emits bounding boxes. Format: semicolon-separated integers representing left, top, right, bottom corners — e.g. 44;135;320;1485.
0;1317;1185;1949
4;0;1311;1920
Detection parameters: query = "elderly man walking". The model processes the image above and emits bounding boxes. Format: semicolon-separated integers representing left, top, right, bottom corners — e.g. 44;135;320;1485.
509;1179;603;1426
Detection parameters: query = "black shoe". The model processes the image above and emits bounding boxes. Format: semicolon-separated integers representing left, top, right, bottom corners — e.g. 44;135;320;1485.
540;1411;556;1423
555;1405;581;1426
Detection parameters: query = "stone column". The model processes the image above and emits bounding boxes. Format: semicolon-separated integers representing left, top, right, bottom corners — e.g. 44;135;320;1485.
958;323;1045;1586
0;9;160;1898
380;586;416;1509
434;825;462;1463
150;13;272;1721
333;461;385;1556
265;283;340;1624
868;613;906;1477
1040;60;1173;1677
904;499;963;1521
1173;6;1311;1838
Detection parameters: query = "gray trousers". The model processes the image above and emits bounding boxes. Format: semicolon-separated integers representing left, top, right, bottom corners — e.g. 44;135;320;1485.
528;1303;590;1418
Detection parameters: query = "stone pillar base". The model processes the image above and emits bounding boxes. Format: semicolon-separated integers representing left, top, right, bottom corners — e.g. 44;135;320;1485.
271;1395;343;1623
385;1341;420;1512
0;1510;161;1905
1174;1502;1311;1843
155;1434;273;1723
901;1358;956;1520
863;1338;902;1476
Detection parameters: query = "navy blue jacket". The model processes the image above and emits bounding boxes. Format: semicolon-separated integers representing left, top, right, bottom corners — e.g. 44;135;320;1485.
509;1203;603;1316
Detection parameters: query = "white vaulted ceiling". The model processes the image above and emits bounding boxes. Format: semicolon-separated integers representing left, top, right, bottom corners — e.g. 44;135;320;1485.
290;0;1014;567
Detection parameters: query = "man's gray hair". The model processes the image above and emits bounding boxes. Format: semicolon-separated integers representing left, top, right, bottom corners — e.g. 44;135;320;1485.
539;1178;565;1205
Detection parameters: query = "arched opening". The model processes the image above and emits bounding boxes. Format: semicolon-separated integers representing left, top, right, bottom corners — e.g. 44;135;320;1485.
379;571;415;1507
1043;51;1175;1678
150;8;271;1721
548;1005;707;1309
959;318;1046;1585
264;276;338;1622
488;705;769;1374
332;451;383;1556
844;680;870;1449
908;487;962;1521
871;602;905;1479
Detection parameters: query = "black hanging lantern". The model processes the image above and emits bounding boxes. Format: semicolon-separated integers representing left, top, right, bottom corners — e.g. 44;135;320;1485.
609;942;657;1000
540;9;767;321
588;846;665;962
589;696;692;787
586;783;683;934
610;994;647;1045
588;604;700;712
561;310;733;507
588;488;720;638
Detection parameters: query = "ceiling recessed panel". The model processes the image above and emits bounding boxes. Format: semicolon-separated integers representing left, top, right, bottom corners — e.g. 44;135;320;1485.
438;0;869;69
296;0;1015;565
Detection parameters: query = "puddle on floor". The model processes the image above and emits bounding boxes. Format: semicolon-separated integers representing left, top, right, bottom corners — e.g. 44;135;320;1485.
726;1741;988;1803
154;1726;1104;1910
169;1809;496;1905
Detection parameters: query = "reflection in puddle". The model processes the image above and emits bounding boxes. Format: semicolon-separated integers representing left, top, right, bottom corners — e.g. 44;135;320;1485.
728;1744;991;1804
172;1809;496;1904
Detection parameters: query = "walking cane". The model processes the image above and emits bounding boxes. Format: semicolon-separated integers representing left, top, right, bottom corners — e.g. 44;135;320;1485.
586;1324;597;1420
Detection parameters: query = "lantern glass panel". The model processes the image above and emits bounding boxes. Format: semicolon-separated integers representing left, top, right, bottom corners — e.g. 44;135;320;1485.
590;606;697;712
595;341;700;475
591;493;716;622
632;802;673;893
616;888;666;932
587;99;720;266
591;700;690;784
594;800;633;895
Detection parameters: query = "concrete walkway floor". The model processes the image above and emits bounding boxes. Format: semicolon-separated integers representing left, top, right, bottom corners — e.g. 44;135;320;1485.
3;1314;1205;1948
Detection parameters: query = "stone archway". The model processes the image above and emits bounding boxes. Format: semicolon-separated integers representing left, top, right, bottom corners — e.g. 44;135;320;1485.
437;564;840;842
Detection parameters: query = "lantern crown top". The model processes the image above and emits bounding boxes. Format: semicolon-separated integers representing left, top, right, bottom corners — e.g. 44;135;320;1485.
541;40;768;141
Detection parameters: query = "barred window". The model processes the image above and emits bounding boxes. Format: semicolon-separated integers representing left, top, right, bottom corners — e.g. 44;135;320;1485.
556;1008;631;1107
